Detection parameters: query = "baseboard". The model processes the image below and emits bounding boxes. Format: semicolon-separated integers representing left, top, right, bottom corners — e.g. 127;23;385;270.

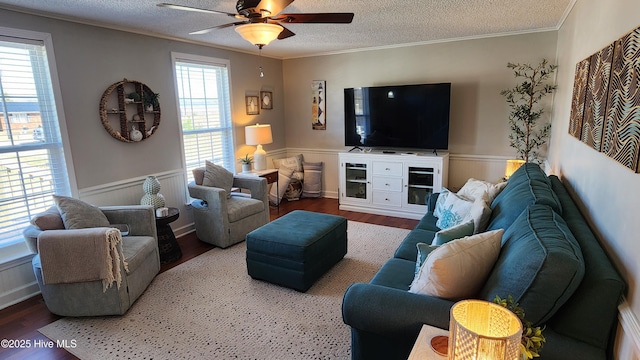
618;298;640;357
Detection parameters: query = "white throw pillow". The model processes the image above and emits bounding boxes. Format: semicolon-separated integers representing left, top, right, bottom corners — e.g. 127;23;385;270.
409;229;504;300
457;178;507;203
468;194;492;234
269;167;295;205
435;192;473;229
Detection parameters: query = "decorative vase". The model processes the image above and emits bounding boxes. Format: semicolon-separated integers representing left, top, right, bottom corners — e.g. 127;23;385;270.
141;176;166;209
130;125;143;142
242;163;252;173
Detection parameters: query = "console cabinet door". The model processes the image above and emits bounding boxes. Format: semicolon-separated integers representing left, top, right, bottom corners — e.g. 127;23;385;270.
403;161;442;212
339;157;371;205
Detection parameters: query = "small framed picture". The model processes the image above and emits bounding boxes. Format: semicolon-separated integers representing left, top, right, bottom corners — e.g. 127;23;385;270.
246;95;259;115
260;91;273;110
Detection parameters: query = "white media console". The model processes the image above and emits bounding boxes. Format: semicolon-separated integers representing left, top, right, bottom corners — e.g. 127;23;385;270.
338;151;449;220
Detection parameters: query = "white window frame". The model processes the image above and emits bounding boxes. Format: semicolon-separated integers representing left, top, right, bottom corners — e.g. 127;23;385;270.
171;52;236;189
0;27;77;260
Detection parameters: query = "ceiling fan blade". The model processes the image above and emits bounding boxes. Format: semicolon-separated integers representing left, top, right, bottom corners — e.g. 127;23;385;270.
254;0;295;16
157;3;237;17
189;21;247;35
276;25;295;40
275;13;354;23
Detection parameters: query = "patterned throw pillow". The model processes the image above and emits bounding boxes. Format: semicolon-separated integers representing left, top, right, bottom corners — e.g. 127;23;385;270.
435;192;474;229
433;188;451;218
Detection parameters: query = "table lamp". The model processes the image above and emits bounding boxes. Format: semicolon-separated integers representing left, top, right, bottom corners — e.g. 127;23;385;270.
447;300;522;360
504;159;525;180
245;124;273;171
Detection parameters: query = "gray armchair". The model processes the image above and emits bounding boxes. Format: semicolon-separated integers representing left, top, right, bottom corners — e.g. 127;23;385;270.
188;175;269;248
24;205;160;317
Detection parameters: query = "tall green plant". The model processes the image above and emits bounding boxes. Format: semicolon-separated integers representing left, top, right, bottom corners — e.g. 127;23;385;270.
500;59;558;163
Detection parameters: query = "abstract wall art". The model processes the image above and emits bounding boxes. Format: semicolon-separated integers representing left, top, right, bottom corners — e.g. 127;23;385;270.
568;24;640;172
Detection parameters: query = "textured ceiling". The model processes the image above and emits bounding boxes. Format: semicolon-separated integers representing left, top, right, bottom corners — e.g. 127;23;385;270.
0;0;574;59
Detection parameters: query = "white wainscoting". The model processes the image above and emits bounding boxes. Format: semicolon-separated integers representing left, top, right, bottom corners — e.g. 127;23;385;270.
79;169;195;237
0;255;39;310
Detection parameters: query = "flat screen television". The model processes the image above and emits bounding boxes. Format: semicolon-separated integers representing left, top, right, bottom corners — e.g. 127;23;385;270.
344;83;451;150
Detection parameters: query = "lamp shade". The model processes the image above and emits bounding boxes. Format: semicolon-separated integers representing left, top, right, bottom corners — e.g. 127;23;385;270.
235;23;283;47
245;124;273;146
504;159;526;179
245;124;273;171
448;300;522;360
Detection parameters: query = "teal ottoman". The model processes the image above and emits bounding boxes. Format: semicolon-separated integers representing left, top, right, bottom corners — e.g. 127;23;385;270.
246;210;348;292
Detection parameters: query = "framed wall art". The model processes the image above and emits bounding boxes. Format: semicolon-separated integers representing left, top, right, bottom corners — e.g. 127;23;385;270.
260;91;273;110
246;95;259;115
312;80;326;130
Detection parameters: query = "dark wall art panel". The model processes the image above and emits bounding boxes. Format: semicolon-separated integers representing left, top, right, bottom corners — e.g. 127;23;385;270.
581;44;614;151
602;27;640;172
569;24;640;173
569;58;591;138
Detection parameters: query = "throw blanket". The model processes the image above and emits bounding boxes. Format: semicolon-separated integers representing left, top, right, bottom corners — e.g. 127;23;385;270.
38;227;129;291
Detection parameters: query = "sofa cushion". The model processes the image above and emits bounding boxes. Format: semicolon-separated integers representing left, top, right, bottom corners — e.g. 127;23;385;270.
479;204;585;326
409;229;503;300
486;177;562;232
227;196;265;223
432;220;474;246
548;176;626;349
394;228;437;261
415;213;440;232
53;195;110;229
507;162;552;186
370;258;417;291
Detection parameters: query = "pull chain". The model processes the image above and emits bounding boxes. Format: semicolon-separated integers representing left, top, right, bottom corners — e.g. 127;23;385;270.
258;46;264;78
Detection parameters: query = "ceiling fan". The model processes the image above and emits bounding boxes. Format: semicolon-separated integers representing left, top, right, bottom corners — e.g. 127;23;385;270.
157;0;354;48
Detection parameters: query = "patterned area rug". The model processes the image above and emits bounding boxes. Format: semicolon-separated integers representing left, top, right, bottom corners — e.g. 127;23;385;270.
39;221;410;359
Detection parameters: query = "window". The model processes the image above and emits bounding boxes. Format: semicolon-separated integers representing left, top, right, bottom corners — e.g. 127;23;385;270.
0;29;72;248
172;53;234;183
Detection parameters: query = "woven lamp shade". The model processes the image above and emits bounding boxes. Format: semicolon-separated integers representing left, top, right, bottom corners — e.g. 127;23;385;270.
448;300;522;360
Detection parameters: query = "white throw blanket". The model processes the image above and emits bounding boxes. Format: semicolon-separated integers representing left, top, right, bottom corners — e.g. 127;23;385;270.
38;227;129;291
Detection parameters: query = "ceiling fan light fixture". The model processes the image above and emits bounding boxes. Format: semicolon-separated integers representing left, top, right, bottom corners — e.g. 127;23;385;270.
235;23;283;47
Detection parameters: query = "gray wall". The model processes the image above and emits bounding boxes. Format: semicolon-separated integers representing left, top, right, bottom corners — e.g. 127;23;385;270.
0;8;285;190
548;0;640;357
282;32;558;156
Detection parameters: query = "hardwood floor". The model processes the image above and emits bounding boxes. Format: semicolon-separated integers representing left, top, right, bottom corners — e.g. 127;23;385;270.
0;197;418;360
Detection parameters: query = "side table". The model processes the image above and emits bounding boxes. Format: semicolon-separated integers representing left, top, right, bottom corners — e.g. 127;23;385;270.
155;207;182;264
407;324;449;359
238;168;279;208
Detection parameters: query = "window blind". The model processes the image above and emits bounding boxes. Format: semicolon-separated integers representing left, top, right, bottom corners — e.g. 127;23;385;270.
174;56;234;183
0;38;70;246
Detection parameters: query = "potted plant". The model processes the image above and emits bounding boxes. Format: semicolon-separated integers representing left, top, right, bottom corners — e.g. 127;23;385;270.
500;59;557;163
494;295;545;359
238;154;253;173
126;92;141;104
144;92;160;111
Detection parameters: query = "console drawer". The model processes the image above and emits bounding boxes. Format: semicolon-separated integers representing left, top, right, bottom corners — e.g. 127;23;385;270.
372;161;403;176
372;191;402;207
372;176;403;192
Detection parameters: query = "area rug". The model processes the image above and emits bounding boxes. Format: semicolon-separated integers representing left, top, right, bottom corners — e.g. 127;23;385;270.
39;221;410;360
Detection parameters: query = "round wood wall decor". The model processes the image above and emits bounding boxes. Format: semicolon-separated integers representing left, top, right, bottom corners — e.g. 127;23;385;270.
99;78;161;143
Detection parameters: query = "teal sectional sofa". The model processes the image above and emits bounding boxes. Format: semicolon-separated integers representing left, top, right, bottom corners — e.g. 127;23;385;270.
342;163;625;360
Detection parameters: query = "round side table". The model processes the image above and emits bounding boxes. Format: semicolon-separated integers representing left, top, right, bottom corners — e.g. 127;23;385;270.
155;207;182;264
